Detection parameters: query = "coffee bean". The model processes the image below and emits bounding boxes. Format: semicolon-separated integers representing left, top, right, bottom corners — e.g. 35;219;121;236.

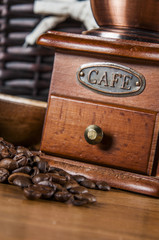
37;180;57;189
0;140;16;159
69;186;88;194
72;175;86;183
3;140;16;156
27;157;34;167
48;166;59;173
16;146;33;158
74;193;96;203
13;153;28;167
12;166;32;174
32;173;50;184
54;191;72;202
0;168;9;183
0;145;10;159
65;179;79;190
12;176;32;188
58;170;71;181
48;170;59;176
48;173;67;185
33;155;41;163
24;186;42;200
72;199;88;206
36;160;49;173
39;185;55;199
8;173;31;184
0;158;18;171
0;138;111;206
80;179;96;189
29;184;54;199
95;181;111;191
30;166;40;178
53;183;65;192
50;167;63;172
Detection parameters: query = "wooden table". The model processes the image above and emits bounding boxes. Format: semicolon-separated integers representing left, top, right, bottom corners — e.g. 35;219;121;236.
0;184;159;240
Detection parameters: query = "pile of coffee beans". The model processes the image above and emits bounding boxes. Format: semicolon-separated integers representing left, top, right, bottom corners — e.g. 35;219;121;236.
0;137;111;206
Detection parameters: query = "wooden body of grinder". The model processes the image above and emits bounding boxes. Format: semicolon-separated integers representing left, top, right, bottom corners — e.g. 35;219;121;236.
38;0;159;197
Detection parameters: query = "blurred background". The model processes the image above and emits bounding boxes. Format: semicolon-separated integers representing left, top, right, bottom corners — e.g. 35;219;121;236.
0;0;92;147
0;0;86;101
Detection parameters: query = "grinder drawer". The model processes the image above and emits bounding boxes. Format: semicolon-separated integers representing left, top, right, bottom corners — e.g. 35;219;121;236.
41;96;156;174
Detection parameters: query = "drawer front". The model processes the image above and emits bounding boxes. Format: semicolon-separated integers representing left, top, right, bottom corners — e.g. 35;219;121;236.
41;96;156;174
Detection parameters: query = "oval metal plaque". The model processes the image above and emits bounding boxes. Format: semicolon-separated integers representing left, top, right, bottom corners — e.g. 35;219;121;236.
77;63;146;97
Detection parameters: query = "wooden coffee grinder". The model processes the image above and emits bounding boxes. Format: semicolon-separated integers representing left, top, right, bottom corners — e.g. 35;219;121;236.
38;0;159;197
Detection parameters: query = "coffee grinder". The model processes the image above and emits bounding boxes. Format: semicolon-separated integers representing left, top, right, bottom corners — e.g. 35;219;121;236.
38;0;159;197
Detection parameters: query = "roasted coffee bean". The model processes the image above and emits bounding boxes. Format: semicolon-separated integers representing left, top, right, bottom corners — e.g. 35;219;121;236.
13;153;28;167
51;167;63;172
38;185;55;199
79;179;96;189
0;145;10;159
33;155;41;163
0;158;18;171
49;167;68;173
12;176;32;188
74;193;96;203
69;186;88;194
95;181;111;191
24;184;54;199
65;179;79;190
0;168;9;183
48;170;59;176
13;152;23;161
0;139;16;159
3;140;16;156
53;183;65;192
30;166;40;178
58;170;71;181
48;166;59;173
37;180;57;189
12;166;32;174
27;157;34;167
36;160;49;173
48;173;67;185
32;173;50;184
72;199;88;206
16;146;33;158
54;191;72;202
23;186;42;200
8;173;32;184
0;138;111;206
72;175;86;183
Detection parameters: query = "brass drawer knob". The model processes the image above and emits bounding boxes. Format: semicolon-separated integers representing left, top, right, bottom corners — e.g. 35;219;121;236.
84;125;103;145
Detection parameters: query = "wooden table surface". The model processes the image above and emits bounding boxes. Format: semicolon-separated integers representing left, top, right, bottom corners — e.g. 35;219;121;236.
0;184;159;240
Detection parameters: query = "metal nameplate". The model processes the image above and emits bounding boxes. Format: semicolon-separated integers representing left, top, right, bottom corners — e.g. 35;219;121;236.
77;63;146;97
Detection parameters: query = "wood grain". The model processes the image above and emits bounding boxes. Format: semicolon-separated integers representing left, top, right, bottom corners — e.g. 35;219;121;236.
148;113;159;175
41;154;159;197
0;183;159;240
38;30;159;196
41;96;156;174
37;31;159;62
50;52;159;112
0;94;47;146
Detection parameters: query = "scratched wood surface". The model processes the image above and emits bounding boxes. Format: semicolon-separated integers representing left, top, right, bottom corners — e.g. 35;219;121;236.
0;183;159;240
